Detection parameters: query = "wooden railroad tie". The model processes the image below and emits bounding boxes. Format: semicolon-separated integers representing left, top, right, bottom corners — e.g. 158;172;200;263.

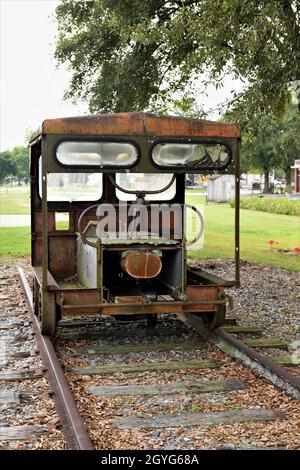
222;326;263;336
87;379;248;397
72;340;205;356
270;355;300;367
0;390;33;405
68;359;220;376
0;369;44;381
113;408;286;429
0;425;49;441
243;338;288;350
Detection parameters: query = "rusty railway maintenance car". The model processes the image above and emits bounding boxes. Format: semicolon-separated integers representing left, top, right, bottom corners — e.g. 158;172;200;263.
29;113;240;336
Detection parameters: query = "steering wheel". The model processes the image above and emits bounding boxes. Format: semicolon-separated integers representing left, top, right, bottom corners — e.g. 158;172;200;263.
108;174;176;196
78;202;204;248
185;203;205;246
77;204;100;248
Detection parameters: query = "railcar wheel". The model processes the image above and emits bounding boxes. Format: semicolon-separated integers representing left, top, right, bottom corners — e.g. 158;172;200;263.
147;314;158;329
202;306;225;330
33;280;57;336
114;314;147;321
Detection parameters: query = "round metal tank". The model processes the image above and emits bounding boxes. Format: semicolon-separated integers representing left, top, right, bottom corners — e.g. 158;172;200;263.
120;251;162;279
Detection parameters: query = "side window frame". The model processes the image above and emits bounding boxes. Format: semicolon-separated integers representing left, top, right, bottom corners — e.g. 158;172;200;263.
38;156;104;202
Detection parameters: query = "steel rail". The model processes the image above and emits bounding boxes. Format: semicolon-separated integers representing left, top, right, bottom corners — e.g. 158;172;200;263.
178;313;300;400
17;267;94;450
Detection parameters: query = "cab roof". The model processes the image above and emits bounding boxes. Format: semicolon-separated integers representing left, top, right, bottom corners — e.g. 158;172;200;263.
29;112;240;144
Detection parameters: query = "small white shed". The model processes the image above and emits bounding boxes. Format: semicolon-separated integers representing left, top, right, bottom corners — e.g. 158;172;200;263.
207;174;235;202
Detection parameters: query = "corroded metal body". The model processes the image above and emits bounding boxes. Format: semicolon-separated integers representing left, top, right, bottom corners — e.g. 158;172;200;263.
29;112;240;335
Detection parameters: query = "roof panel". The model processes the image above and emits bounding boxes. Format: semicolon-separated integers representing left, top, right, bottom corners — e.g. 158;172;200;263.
30;112;240;142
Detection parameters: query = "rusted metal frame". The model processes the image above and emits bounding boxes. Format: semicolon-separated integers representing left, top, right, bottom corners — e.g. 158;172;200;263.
183;242;188;288
97;241;103;298
182;190;187;290
32;267;59;291
104;245;179;251
47;232;75;237
17;268;94;449
29;145;36;267
186;268;235;287
41;136;48;309
61;299;224;310
61;307;219;316
183;173;189;289
30;144;41;266
38;113;240;140
154;270;184;300
57;277;222;299
235;139;241;287
181;243;185;294
45;133;237;175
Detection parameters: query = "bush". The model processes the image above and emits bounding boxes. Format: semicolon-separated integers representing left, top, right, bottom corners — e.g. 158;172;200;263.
230;197;300;216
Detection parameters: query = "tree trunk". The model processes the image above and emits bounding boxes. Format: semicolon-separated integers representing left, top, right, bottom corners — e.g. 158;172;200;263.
263;169;270;193
285;167;291;193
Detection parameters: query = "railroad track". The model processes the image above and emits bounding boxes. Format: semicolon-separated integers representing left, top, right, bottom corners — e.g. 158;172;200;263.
17;268;93;450
2;266;299;450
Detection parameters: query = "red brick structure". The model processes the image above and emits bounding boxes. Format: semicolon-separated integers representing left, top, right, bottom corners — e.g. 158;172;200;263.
292;159;300;193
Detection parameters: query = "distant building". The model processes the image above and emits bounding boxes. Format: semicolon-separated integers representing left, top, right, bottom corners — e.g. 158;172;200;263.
207;174;235;202
291;159;300;193
241;173;261;186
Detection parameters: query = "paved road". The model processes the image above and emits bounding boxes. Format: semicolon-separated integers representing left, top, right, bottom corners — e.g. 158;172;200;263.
0;215;30;227
0;213;68;227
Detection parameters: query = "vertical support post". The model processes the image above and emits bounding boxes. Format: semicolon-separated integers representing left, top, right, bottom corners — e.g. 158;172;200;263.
29;145;35;267
235;140;240;287
97;241;103;300
41;136;48;303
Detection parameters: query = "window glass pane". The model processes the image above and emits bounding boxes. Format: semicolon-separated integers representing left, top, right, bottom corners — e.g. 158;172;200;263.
116;173;175;201
56;141;138;167
152;143;230;169
39;158;102;201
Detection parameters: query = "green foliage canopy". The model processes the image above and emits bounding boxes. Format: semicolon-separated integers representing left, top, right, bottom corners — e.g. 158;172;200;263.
55;0;300;118
0;146;28;185
275;104;300;185
0;152;15;184
240;104;300;189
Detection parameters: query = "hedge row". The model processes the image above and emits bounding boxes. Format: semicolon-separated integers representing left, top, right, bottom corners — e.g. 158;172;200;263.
230;197;300;216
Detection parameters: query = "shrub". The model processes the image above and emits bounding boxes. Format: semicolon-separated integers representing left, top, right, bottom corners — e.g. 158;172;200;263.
230;197;300;216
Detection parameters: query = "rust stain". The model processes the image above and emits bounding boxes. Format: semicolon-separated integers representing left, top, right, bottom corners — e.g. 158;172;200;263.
39;112;240;139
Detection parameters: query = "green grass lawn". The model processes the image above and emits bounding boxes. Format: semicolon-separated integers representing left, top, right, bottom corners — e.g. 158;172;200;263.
0;187;30;214
0;226;30;257
186;194;300;272
0;187;299;271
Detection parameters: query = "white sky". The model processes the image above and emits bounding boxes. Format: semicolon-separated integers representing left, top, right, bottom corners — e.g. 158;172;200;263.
0;0;87;151
0;0;242;151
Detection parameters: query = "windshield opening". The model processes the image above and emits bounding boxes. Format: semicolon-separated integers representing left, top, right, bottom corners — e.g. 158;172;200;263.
56;141;138;167
115;173;176;201
152;142;231;169
39;158;103;202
